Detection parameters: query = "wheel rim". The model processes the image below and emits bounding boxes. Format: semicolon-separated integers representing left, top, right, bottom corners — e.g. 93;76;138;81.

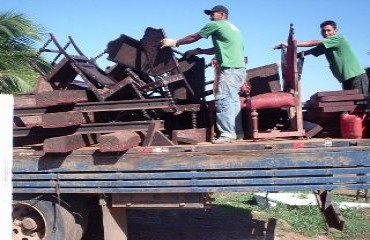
12;203;46;240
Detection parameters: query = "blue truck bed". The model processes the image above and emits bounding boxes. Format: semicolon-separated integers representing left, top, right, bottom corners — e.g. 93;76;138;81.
13;138;370;194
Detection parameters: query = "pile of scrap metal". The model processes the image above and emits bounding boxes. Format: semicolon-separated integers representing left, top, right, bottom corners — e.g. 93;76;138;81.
13;27;211;153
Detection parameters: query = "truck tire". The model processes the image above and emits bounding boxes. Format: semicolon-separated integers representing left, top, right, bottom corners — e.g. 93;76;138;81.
12;196;83;240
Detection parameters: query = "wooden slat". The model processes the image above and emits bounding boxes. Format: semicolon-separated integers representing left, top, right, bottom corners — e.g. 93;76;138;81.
41;111;94;128
14;94;36;108
172;128;206;144
13;115;42;127
98;131;141;152
316;94;364;102
35;90;88;107
43;134;98;153
310;89;359;99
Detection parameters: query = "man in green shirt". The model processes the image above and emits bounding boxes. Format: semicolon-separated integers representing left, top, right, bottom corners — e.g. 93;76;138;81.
161;5;246;144
293;20;368;95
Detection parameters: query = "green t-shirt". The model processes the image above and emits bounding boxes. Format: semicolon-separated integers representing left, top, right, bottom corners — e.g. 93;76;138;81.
197;20;245;68
310;34;365;82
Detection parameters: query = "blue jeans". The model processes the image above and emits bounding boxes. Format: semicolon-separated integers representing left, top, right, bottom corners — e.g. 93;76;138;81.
215;68;246;139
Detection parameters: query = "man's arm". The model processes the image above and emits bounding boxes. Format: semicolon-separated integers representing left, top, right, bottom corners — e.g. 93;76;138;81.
297;40;322;57
297;40;322;47
161;33;203;48
176;33;203;46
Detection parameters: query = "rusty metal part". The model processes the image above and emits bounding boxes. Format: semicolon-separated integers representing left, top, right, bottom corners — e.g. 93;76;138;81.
14;120;164;138
12;203;46;240
142;121;174;146
14;98;171;116
314;190;345;231
138;74;184;93
111;193;213;208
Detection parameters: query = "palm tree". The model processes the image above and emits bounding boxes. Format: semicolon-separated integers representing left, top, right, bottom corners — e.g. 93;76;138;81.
0;11;49;94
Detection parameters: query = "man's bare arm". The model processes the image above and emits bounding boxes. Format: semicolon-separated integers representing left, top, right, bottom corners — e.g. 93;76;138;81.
176;33;203;46
297;40;322;47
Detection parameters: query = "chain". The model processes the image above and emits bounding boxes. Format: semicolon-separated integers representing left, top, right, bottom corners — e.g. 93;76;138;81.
191;111;197;129
52;173;61;233
93;50;107;61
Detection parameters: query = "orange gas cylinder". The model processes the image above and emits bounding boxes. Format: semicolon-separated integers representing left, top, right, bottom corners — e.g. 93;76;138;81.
340;111;367;139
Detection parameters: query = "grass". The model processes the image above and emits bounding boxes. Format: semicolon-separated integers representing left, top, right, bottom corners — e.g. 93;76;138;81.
213;192;370;239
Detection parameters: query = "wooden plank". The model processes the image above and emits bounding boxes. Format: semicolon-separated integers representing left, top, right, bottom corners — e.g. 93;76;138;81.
98;131;141;152
247;63;281;96
172;128;206;144
43;134;98;153
42;111;94;128
310;89;359;99
13;115;42;127
305;100;355;108
35;76;54;92
316;94;364;102
35;90;89;107
14;94;36;108
319;105;357;113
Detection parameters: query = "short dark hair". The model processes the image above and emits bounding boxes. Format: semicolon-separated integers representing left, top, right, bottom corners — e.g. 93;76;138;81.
320;20;337;29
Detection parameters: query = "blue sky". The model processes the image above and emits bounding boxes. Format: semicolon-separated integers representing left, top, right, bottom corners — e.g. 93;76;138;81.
2;0;370;101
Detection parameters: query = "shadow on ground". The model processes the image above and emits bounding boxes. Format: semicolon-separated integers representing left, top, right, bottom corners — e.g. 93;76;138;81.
126;205;276;240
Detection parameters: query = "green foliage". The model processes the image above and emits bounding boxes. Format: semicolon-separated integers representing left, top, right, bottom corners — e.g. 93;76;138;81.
266;204;325;236
0;11;49;93
214;193;370;239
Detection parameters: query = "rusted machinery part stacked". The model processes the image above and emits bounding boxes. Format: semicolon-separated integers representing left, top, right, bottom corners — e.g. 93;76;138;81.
13;28;210;153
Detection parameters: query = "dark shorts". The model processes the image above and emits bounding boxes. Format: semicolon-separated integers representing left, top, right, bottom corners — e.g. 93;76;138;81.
342;73;369;96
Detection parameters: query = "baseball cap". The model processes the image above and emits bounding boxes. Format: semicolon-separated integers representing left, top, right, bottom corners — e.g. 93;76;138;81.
204;5;229;15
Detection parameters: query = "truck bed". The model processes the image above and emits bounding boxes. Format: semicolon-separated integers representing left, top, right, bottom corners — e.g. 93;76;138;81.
12;138;370;194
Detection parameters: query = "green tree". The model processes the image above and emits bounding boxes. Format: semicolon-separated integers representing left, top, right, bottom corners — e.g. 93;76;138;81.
0;11;48;94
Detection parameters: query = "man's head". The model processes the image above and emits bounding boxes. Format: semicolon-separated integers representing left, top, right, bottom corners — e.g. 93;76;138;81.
320;20;337;38
204;5;228;21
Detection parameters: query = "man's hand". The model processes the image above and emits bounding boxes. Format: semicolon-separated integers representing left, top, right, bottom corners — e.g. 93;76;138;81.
273;42;288;50
160;38;178;48
239;82;251;97
297;51;305;59
184;48;201;59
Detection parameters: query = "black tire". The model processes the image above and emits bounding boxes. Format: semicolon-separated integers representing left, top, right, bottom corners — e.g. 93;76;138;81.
12;195;82;240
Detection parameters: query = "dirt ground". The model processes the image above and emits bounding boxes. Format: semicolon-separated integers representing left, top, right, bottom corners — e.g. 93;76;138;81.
125;206;331;240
